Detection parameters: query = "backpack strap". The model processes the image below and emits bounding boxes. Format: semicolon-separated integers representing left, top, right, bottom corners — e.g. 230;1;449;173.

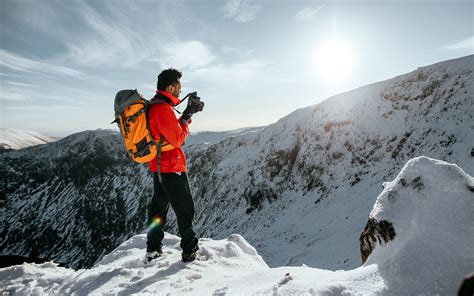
147;98;167;183
156;137;164;183
127;102;147;123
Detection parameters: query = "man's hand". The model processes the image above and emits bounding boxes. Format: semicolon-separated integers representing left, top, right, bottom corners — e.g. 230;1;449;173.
184;94;204;114
182;93;205;122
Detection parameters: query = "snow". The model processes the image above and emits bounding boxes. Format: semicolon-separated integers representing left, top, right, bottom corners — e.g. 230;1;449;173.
1;234;268;295
186;126;265;146
366;156;474;295
0;128;55;149
1;156;471;295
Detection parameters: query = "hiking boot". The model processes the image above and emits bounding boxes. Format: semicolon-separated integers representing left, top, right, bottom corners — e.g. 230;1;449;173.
181;251;197;262
145;247;163;263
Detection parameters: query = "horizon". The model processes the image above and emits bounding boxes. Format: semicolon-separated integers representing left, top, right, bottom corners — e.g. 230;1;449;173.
1;0;473;137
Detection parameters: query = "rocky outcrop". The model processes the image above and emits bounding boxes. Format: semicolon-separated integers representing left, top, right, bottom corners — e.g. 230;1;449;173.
359;218;395;263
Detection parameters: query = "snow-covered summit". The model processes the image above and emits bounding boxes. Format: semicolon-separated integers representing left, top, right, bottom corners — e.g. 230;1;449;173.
1;157;471;295
0;128;55;150
0;234;269;295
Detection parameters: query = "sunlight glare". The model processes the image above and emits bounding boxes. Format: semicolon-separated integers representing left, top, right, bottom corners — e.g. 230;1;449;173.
312;39;356;84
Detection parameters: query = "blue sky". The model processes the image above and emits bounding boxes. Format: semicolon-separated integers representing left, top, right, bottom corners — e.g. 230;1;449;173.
1;0;472;136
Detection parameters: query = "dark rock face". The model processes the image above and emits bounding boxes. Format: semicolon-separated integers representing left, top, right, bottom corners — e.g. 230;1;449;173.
359;218;396;263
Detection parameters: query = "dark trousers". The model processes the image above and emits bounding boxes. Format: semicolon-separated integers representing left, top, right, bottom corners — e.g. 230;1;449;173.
146;172;198;254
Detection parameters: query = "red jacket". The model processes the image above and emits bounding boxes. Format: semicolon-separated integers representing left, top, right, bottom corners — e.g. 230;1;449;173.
148;91;191;173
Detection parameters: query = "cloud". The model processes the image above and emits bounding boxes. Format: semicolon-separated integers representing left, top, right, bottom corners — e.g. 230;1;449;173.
151;41;217;70
220;46;254;58
0;49;84;77
5;105;78;111
0;78;99;104
191;60;265;86
442;36;474;51
3;1;159;67
60;2;146;66
0;90;30;102
4;81;38;88
0;86;74;103
294;6;324;21
222;0;263;23
46;1;170;68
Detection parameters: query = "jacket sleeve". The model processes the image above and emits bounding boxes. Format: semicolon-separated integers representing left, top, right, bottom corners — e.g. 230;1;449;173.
150;103;190;148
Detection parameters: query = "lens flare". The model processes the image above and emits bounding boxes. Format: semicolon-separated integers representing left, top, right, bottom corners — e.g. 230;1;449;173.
145;216;162;233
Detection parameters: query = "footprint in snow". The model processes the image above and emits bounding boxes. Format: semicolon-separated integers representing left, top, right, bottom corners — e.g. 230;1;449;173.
277;273;293;287
213;286;229;296
186;273;202;281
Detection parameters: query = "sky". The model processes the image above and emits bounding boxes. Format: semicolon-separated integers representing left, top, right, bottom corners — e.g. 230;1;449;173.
0;0;472;136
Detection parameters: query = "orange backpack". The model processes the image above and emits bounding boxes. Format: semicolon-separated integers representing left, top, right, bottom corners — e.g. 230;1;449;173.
112;89;174;164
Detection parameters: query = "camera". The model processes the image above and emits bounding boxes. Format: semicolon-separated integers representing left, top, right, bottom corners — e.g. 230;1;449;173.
188;92;205;112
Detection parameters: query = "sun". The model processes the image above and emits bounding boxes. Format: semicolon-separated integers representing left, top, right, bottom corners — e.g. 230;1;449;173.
312;39;356;84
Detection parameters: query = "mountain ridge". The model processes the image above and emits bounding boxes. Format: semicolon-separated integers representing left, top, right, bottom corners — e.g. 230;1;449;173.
0;128;56;150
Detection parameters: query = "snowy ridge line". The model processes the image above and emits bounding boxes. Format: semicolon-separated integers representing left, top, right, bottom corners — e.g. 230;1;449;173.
0;128;56;150
1;157;472;295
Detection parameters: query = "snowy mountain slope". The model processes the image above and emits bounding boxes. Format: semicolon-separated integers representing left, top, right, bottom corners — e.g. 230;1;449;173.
0;128;55;150
184;54;474;269
186;126;264;146
1;156;471;295
1;129;153;268
1;55;473;271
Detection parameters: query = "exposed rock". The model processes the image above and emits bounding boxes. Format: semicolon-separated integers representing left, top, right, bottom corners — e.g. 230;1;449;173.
359;218;396;263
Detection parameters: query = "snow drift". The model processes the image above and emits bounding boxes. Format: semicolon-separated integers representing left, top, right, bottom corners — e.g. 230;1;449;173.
360;156;474;295
1;156;471;295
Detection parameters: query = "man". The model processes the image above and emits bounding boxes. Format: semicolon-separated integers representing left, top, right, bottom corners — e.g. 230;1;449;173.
145;68;203;262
